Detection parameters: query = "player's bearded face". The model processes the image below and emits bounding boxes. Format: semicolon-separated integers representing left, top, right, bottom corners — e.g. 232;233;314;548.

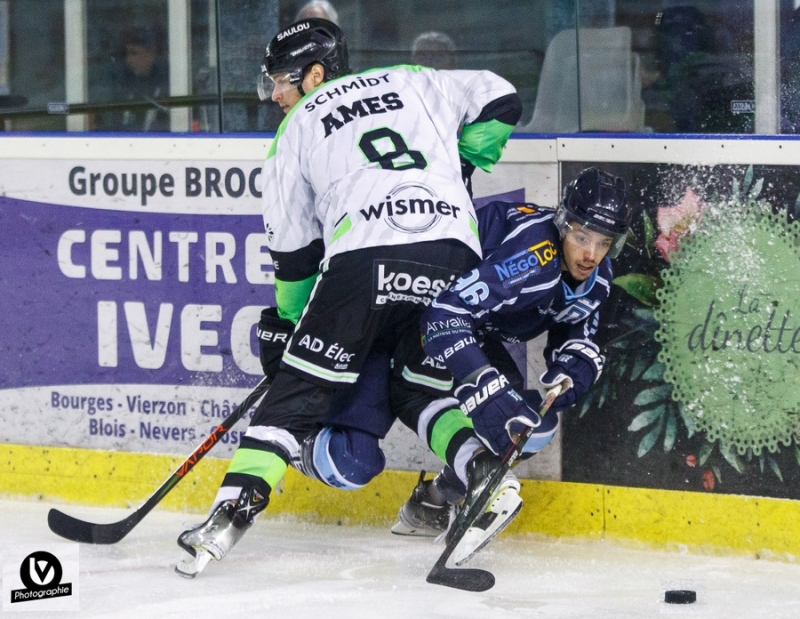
561;227;612;281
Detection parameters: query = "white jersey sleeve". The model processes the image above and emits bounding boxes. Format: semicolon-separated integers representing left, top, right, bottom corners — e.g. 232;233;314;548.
428;69;518;128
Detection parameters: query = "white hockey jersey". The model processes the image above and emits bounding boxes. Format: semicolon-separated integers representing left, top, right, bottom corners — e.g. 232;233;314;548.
261;65;518;264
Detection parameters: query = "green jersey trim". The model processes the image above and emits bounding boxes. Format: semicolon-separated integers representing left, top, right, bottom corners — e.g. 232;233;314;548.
266;87;314;159
331;214;352;244
401;365;453;392
267;66;423;160
355;64;422;74
282;350;360;383
469;213;479;239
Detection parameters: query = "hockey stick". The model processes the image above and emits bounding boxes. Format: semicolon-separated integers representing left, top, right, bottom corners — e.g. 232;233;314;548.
47;376;271;545
426;386;561;592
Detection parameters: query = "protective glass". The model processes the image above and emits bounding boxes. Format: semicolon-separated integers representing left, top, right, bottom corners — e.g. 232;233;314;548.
562;223;622;259
555;209;627;258
256;71;297;101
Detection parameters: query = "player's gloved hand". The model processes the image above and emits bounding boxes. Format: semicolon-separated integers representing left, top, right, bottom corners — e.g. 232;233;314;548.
517;389;560;457
521;389;543;410
454;367;541;456
540;340;604;409
460;156;476;198
257;307;294;380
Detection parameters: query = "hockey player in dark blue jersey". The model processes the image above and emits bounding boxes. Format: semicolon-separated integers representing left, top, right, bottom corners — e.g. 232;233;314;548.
177;167;631;576
237;167;633;565
389;167;634;562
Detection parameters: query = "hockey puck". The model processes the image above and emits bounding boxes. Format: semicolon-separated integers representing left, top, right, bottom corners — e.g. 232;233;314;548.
664;589;696;604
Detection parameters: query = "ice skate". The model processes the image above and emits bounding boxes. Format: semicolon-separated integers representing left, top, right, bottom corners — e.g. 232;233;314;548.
391;471;454;537
448;451;522;566
174;486;267;578
175;544;214;579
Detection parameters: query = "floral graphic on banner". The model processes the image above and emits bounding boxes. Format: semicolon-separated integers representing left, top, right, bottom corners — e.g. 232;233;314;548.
653;187;707;261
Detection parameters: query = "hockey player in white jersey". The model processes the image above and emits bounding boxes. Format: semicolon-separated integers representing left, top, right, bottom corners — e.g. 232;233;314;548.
176;17;522;577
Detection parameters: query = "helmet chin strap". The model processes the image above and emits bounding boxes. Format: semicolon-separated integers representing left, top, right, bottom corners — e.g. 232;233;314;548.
297;64;327;99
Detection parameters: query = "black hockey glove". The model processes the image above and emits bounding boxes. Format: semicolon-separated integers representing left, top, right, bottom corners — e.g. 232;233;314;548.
454;367;541;456
539;340;604;409
460;156;476;198
257;307;294;380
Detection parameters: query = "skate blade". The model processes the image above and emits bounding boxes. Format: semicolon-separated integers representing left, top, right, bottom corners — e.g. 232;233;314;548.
451;486;523;566
174;549;213;579
390;518;443;537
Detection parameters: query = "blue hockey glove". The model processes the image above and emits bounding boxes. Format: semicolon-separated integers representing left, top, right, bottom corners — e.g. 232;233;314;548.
257;307;294;380
454;367;541;456
540;340;604;409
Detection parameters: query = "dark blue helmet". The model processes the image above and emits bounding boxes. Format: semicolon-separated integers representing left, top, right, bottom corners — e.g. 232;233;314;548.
555;168;632;258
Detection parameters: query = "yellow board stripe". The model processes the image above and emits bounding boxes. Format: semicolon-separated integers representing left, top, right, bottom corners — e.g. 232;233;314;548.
2;443;799;559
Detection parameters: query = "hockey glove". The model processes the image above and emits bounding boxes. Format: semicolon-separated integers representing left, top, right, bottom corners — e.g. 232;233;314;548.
454;367;541;456
257;307;294;380
540;340;604;410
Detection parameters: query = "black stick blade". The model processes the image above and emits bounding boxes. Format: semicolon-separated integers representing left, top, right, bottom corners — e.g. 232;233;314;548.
48;508;138;544
426;563;496;592
45;377;271;546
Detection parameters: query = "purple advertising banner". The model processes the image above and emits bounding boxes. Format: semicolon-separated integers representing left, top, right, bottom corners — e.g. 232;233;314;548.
0;144;533;462
0;197;273;390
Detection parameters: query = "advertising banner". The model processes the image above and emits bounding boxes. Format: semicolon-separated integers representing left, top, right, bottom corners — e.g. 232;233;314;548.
560;161;800;499
6;135;800;511
0;157;271;457
0;145;536;469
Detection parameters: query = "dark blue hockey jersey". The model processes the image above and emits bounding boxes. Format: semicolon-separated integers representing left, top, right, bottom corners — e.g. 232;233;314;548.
421;201;612;382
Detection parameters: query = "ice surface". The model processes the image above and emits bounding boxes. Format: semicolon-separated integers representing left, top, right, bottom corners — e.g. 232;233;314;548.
2;498;800;618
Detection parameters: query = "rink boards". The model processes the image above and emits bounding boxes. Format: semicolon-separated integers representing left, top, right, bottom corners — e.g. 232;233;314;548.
3;442;799;560
2;133;800;560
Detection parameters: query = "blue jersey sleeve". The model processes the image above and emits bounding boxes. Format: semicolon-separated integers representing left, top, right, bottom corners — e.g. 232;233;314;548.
422;206;561;382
